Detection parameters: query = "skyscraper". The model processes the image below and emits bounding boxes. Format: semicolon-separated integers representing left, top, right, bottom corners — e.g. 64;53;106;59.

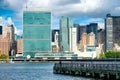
0;31;10;55
76;25;87;43
105;14;120;52
3;25;14;44
69;27;77;52
87;23;98;33
87;23;98;40
54;32;59;49
79;32;87;52
81;32;87;46
60;16;73;52
17;37;23;54
23;8;51;57
52;32;59;52
2;24;15;55
52;29;59;42
97;29;105;52
87;32;95;46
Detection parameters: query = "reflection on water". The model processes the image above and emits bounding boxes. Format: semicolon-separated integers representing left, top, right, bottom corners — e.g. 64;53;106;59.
0;62;93;80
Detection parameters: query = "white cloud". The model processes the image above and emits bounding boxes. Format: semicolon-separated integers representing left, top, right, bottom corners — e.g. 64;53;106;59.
53;0;101;16
84;18;104;23
14;27;23;36
2;0;28;11
1;0;120;29
51;0;120;18
27;0;50;8
2;0;120;18
115;7;120;10
0;17;13;27
7;17;13;25
0;17;22;35
98;23;104;29
78;18;104;29
89;18;104;29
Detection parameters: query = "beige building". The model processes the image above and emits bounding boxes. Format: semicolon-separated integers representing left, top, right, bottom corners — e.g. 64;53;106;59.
0;32;10;55
3;25;15;44
17;37;23;53
87;32;95;46
2;25;15;55
81;32;87;46
78;32;95;52
80;32;87;52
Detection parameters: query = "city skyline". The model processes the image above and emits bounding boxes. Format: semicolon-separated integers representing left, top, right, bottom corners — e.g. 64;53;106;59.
1;0;120;35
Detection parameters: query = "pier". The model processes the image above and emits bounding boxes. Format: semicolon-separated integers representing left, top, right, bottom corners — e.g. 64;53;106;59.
53;59;120;79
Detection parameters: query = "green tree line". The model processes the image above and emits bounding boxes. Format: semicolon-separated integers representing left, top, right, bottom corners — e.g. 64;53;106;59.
0;54;8;60
99;51;120;58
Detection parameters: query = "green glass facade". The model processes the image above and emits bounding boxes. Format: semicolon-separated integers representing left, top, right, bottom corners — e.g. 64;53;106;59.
23;9;51;57
60;17;73;52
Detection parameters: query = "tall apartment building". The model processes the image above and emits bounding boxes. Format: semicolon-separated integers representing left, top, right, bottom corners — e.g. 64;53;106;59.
105;14;120;52
52;32;59;52
23;8;51;57
60;16;73;52
3;25;15;44
75;24;86;43
54;32;59;49
52;29;59;42
0;31;10;55
79;32;87;52
2;25;15;55
69;27;77;52
87;32;95;46
87;23;98;45
79;32;95;52
97;29;105;52
17;37;23;54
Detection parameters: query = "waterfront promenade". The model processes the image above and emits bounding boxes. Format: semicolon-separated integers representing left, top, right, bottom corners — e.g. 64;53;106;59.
53;59;120;79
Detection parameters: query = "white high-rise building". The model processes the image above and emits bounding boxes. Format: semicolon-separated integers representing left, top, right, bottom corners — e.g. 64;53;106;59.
69;27;77;52
54;32;59;51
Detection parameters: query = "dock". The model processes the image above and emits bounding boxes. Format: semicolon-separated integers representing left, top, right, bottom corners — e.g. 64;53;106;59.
53;59;120;79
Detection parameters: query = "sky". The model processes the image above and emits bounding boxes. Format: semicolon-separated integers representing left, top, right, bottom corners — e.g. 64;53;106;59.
1;0;120;35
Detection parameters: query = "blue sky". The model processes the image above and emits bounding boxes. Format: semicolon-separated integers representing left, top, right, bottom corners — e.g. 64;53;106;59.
1;0;120;35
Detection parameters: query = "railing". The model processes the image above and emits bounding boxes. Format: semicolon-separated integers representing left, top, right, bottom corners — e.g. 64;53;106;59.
54;62;120;71
54;61;120;79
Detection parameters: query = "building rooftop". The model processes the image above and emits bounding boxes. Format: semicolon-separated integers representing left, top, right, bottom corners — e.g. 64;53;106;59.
107;13;120;18
23;8;51;12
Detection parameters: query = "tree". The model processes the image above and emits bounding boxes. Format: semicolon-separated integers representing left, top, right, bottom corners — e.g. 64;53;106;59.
116;51;120;58
0;54;8;60
99;53;105;58
105;51;115;58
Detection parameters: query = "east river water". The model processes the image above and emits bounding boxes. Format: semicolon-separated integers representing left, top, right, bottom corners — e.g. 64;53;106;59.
0;62;94;80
